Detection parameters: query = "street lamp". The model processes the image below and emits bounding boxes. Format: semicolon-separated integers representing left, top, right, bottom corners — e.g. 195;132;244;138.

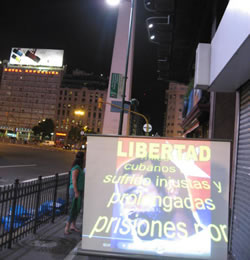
74;110;85;129
74;110;85;116
106;0;120;6
106;0;136;135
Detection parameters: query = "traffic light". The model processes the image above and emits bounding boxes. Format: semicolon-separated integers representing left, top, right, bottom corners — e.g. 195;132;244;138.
130;98;139;107
98;98;103;109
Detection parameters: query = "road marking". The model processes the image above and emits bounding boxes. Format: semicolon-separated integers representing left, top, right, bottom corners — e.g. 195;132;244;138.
0;164;37;169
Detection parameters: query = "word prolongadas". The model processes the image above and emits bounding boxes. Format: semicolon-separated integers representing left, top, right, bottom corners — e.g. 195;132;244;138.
107;192;215;212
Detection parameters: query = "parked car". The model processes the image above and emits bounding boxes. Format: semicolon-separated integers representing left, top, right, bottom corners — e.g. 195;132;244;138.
63;144;71;150
41;140;55;146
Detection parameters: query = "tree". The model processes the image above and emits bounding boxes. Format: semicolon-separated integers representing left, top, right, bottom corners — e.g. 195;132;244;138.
68;126;81;143
32;118;55;139
68;125;96;146
32;125;41;136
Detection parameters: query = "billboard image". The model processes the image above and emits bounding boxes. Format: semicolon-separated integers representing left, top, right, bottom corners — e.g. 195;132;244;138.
82;136;230;260
9;48;64;67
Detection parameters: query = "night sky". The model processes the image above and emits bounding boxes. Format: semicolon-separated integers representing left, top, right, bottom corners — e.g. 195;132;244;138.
1;0;166;135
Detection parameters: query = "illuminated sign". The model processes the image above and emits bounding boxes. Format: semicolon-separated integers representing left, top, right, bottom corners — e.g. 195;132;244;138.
56;132;67;136
81;136;230;260
9;48;64;68
4;68;59;75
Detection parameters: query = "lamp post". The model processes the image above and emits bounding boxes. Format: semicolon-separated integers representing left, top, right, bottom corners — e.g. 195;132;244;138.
73;109;85;148
106;0;136;135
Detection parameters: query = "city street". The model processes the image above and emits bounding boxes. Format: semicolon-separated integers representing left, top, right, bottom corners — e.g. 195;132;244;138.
0;143;75;185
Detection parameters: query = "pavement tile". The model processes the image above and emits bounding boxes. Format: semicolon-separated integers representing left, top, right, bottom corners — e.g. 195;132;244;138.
0;215;81;260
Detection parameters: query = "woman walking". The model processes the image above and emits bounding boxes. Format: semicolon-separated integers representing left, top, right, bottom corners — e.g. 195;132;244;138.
64;151;85;234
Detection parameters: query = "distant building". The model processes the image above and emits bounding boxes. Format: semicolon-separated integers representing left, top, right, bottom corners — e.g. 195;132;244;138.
181;88;210;138
0;48;65;140
0;60;8;81
128;99;144;136
163;82;188;137
56;70;108;139
0;49;108;142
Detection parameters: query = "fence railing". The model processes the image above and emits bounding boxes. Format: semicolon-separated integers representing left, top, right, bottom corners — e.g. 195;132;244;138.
0;172;70;250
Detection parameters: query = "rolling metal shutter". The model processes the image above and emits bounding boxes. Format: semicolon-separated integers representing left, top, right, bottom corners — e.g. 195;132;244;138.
231;82;250;260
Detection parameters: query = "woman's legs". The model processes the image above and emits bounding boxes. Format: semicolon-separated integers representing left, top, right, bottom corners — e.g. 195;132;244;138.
65;188;76;234
65;189;83;234
70;191;83;232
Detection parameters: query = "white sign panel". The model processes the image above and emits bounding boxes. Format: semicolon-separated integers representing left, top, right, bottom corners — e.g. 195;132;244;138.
81;136;231;260
9;48;64;68
143;123;152;132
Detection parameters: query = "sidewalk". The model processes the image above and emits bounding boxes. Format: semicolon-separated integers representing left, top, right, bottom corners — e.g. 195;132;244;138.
0;215;83;260
0;213;234;260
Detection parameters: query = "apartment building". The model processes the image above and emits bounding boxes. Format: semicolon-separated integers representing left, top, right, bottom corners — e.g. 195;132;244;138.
0;48;64;140
164;82;188;137
56;71;108;137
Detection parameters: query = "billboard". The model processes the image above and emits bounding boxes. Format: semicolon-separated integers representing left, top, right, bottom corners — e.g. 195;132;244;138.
9;48;64;67
81;136;231;260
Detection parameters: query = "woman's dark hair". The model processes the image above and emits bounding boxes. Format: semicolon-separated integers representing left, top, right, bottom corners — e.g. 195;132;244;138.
72;151;85;169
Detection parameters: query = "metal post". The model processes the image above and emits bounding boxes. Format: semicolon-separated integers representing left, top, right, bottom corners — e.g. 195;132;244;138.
118;0;135;135
52;173;58;223
33;176;42;234
8;179;19;249
65;171;70;214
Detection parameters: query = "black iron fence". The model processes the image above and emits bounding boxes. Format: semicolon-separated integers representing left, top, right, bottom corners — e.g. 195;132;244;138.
0;172;70;250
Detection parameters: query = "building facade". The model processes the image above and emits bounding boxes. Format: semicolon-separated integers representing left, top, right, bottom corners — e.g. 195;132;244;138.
0;49;108;142
181;88;210;138
193;1;250;259
163;82;187;137
0;63;64;140
55;71;108;141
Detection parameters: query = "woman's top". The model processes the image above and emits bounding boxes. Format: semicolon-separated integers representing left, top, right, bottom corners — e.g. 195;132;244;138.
69;165;85;191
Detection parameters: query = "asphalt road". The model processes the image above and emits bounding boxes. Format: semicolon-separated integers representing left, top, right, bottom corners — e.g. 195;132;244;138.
0;143;76;185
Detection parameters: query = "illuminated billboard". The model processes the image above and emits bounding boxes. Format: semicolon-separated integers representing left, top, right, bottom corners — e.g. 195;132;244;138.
9;48;64;67
81;136;230;260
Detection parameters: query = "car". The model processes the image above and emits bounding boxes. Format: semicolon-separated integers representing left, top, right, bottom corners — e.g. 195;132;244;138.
63;144;72;150
41;140;55;146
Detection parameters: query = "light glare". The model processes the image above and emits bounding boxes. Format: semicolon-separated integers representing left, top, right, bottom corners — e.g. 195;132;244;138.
75;110;85;116
148;23;153;28
106;0;120;6
150;35;155;40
